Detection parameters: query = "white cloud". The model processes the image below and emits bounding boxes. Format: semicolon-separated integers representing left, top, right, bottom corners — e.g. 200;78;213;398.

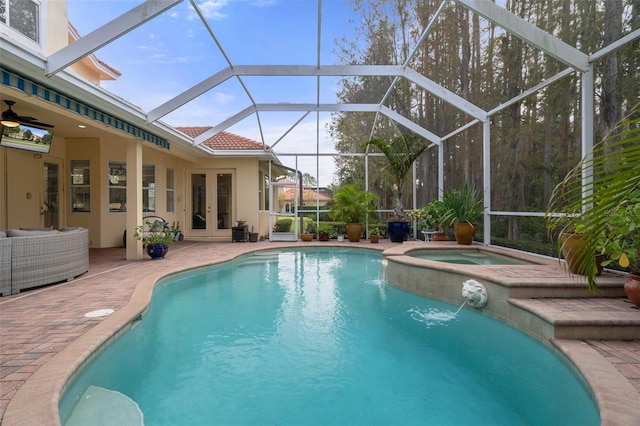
192;0;228;20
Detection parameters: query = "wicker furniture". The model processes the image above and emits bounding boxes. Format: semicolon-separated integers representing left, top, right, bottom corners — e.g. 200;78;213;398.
0;227;89;296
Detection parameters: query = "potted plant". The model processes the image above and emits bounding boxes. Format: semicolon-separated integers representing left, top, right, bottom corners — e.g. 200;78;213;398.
408;200;449;241
365;133;429;242
546;102;640;298
368;223;384;243
317;223;333;241
134;219;175;259
329;183;378;242
301;221;315;242
441;185;484;245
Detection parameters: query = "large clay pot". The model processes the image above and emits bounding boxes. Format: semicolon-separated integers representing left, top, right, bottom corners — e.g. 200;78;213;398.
624;272;640;307
453;222;476;245
345;223;364;242
560;233;604;276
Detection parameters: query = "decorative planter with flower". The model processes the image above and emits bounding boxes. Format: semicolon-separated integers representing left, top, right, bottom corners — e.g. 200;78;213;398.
134;219;176;259
546;102;640;300
365;134;429;242
368;223;385;243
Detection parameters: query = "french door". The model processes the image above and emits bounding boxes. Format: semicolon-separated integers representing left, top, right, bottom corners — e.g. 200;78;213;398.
187;170;234;238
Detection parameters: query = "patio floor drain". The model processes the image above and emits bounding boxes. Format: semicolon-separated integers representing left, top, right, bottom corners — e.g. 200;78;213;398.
84;309;115;318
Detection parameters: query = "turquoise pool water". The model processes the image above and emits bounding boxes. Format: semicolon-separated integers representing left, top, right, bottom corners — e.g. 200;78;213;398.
409;249;533;265
60;248;598;425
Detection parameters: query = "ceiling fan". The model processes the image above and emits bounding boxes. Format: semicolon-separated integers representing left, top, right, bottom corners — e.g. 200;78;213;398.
1;100;54;128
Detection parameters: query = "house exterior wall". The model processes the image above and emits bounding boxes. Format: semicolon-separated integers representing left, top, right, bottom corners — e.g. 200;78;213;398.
0;1;268;252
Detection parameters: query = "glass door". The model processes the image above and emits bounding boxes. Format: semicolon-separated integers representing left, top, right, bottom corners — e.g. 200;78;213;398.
43;162;59;229
190;173;209;231
187;170;235;238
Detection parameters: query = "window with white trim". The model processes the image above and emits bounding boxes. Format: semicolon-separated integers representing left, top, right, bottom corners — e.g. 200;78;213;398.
108;161;126;212
0;0;40;43
166;168;175;213
143;164;155;212
70;160;90;213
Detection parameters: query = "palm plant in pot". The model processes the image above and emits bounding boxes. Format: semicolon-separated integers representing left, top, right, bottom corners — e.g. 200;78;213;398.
441;185;484;245
546;103;640;300
365;133;429;242
134;219;175;259
329;183;378;242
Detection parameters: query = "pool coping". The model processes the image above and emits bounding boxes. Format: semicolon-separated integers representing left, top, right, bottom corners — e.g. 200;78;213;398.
2;241;639;425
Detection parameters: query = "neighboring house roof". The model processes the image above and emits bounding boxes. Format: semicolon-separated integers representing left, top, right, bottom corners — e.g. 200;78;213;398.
176;127;269;150
282;187;332;203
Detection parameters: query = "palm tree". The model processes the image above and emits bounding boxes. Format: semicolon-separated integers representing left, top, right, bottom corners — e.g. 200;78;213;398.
365;133;430;220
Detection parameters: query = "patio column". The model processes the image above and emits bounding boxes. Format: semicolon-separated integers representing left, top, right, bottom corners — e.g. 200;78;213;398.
126;139;143;260
581;64;594;206
482;118;491;244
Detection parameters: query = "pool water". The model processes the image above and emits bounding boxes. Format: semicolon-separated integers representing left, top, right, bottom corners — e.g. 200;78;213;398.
409;249;533;265
61;249;598;425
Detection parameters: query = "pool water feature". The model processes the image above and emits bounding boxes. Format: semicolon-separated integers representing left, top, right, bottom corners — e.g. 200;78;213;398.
60;249;598;425
408;248;533;265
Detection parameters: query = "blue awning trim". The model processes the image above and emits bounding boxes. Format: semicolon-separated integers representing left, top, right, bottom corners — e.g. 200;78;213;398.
1;67;170;150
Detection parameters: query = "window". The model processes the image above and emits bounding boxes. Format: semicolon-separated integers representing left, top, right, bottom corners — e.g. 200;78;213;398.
108;161;126;212
143;164;155;212
166;168;175;213
1;0;40;43
70;160;90;213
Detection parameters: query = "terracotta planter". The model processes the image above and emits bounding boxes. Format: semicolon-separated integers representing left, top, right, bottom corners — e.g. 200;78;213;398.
560;233;604;276
370;234;380;243
300;233;314;242
453;222;476;245
432;231;449;241
345;223;364;242
624;272;640;307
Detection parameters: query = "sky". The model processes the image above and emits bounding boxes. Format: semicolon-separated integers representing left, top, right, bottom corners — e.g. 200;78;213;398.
67;0;359;187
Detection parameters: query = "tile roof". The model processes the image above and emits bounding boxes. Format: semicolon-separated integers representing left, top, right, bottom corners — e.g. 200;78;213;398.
283;187;332;202
176;127;269;150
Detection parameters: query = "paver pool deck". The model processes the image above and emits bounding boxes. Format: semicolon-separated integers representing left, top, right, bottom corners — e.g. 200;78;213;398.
1;240;639;425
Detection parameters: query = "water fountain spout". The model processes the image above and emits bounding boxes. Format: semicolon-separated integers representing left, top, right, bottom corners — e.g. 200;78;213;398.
461;279;488;308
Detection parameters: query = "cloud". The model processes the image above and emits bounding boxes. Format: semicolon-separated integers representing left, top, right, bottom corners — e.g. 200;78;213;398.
191;0;228;20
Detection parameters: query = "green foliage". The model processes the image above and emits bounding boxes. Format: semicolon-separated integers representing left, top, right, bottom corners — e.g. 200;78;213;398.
547;103;640;291
317;222;334;237
368;223;386;237
408;199;448;231
133;219;176;247
441;185;485;226
329;183;378;224
273;218;292;232
365;134;429;219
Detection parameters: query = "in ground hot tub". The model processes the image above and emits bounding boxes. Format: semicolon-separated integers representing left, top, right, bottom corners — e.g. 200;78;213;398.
407;248;534;265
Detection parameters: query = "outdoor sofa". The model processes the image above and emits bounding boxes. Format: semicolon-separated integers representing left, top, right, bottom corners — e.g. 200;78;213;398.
0;227;89;296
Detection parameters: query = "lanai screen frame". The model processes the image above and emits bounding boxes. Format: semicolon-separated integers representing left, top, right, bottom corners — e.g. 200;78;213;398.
44;0;640;243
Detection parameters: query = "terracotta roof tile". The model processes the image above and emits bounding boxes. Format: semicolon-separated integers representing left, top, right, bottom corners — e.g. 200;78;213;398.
176;127;269;150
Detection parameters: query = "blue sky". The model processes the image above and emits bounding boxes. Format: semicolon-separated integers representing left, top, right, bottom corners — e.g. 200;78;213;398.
68;0;359;186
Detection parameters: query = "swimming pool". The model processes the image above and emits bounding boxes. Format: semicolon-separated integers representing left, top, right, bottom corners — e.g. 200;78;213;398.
60;248;598;425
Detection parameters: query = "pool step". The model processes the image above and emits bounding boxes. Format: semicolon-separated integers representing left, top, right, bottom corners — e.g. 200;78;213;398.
509;297;640;341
